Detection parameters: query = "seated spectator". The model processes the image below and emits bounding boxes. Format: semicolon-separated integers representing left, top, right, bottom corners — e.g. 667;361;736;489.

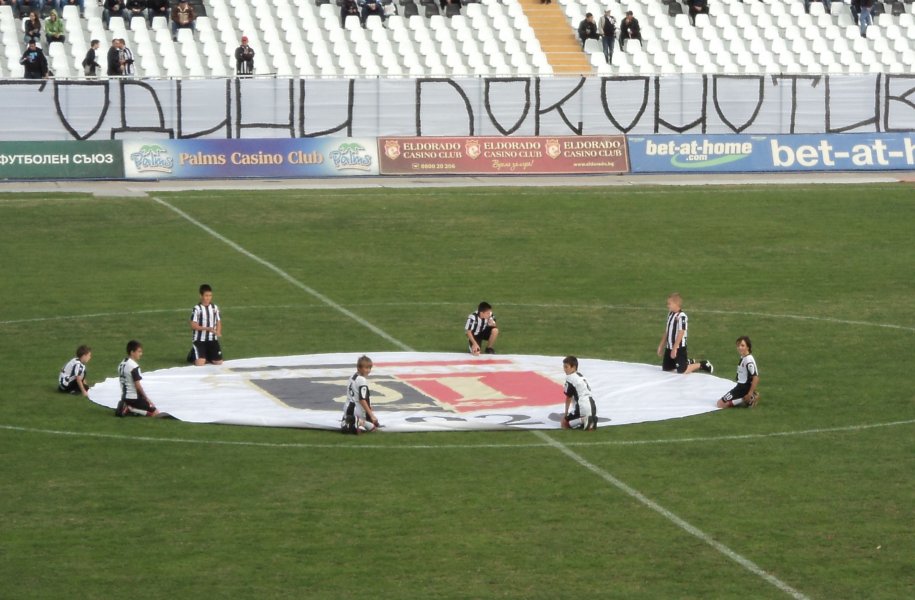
22;10;41;44
359;0;385;27
341;0;359;28
170;0;196;41
381;0;397;17
804;0;831;14
106;37;121;75
103;0;128;28
44;9;64;44
688;0;709;25
619;11;642;51
235;35;254;76
578;12;599;49
55;0;86;18
126;0;148;26
82;38;101;76
20;37;48;79
440;0;460;12
15;0;43;20
147;0;168;25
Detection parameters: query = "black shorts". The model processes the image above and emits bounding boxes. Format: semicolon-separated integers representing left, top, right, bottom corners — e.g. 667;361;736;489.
471;328;493;344
58;380;82;394
662;347;689;373
721;383;752;402
124;396;155;413
192;340;223;363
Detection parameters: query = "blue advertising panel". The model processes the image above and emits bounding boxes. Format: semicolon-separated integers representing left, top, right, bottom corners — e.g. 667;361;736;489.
628;133;915;173
123;138;379;179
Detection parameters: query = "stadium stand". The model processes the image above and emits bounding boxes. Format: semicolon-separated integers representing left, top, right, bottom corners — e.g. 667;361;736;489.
0;0;912;78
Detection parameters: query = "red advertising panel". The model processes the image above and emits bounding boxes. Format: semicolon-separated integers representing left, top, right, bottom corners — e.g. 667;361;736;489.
378;136;629;175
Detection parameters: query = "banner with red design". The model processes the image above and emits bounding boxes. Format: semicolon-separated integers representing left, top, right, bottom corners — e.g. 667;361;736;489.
378;136;629;175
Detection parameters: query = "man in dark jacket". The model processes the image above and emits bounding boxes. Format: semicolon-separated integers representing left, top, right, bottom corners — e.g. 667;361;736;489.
620;11;642;51
82;38;101;76
147;0;169;25
20;38;48;79
235;35;254;76
106;38;122;76
578;13;599;49
340;0;359;27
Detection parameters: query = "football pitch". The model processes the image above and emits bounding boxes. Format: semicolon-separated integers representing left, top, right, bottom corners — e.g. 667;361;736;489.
1;183;913;599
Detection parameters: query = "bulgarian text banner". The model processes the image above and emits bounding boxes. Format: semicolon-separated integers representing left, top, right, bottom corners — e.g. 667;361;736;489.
0;140;123;179
2;75;913;141
627;133;915;173
378;135;628;174
122;137;379;179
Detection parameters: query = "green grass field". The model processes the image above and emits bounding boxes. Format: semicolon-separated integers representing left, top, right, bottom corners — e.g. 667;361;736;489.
1;184;913;599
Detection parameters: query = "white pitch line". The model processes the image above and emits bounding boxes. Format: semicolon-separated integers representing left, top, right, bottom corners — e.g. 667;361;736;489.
151;196;413;352
2;418;910;450
531;430;811;600
3;300;912;334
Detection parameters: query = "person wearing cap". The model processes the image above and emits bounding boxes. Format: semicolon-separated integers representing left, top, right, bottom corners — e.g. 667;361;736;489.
20;37;49;79
170;0;196;41
235;35;255;76
619;10;642;52
598;8;616;65
103;0;128;29
147;0;169;26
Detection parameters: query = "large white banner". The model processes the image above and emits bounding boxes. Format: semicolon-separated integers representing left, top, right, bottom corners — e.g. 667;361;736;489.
87;352;731;432
4;75;913;141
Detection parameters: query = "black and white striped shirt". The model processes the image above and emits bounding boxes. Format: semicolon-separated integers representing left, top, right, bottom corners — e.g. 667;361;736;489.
58;358;86;389
191;303;221;342
665;310;688;350
465;311;496;336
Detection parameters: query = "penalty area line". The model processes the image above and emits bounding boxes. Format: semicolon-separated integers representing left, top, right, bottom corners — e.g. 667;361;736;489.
531;430;811;600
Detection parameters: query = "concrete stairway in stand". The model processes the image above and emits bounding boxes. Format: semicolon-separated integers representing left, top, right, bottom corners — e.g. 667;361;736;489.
518;0;591;74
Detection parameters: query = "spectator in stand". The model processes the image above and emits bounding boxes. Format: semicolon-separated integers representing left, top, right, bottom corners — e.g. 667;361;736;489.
235;35;254;76
598;8;616;65
804;0;831;14
82;38;101;76
23;10;41;44
119;37;135;75
106;37;121;75
15;0;43;20
341;0;359;28
20;37;48;79
44;9;65;44
578;12;599;49
103;0;127;28
170;0;196;41
126;0;148;27
359;0;385;27
688;0;709;25
147;0;168;26
55;0;86;18
439;0;460;13
620;11;642;51
857;0;873;36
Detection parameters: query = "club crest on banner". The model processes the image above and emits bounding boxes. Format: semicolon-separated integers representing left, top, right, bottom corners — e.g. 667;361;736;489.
383;139;401;160
465;139;481;159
